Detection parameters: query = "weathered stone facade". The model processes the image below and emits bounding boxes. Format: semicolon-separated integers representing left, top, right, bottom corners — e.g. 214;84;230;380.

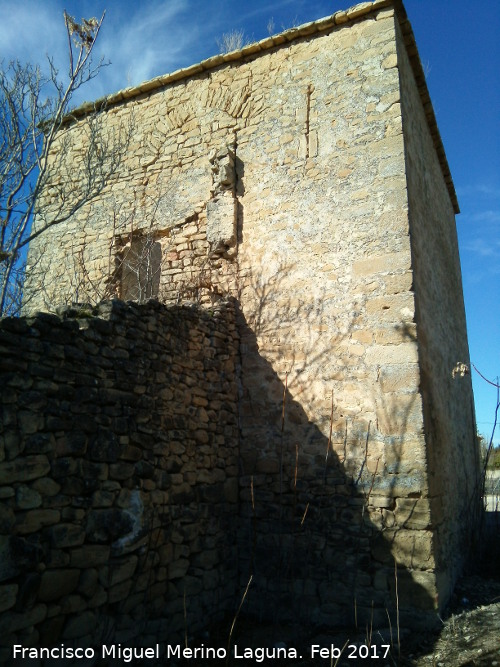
8;0;480;657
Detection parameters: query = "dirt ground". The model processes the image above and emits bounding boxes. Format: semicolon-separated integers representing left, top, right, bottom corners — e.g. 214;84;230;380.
402;575;500;667
403;516;500;667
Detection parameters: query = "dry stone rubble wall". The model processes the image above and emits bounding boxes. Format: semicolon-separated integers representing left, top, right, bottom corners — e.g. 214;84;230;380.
0;300;239;661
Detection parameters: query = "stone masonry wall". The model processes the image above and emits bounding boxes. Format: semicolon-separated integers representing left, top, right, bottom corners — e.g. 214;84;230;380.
395;16;481;599
0;300;239;663
21;0;479;635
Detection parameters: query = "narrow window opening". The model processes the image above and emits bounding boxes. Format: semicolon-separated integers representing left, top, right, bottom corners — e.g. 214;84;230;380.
118;233;162;302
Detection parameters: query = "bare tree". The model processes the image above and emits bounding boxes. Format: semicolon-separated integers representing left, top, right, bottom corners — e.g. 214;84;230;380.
0;11;129;316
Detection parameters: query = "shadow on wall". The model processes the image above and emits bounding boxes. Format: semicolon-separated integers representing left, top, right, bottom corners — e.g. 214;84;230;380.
0;293;442;663
0;300;241;663
232;274;438;634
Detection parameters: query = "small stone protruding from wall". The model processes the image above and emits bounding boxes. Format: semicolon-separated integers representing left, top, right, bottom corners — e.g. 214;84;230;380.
207;146;238;256
210;146;236;194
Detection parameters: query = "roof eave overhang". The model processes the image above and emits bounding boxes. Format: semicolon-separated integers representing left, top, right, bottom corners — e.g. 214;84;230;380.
67;0;459;214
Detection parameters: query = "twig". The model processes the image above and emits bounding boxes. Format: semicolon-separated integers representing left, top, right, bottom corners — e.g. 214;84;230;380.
300;502;309;526
472;363;500;389
324;390;334;482
278;369;288;594
294;443;299;491
394;559;400;661
385;607;394;652
333;639;350;667
279;369;289;511
226;576;253;665
184;587;188;649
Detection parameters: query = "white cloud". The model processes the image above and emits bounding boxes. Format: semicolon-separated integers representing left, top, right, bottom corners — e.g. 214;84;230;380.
0;0;207;105
457;183;500;200
232;0;299;24
464;238;500;258
95;0;198;95
0;2;67;69
1;0;320;106
469;210;500;224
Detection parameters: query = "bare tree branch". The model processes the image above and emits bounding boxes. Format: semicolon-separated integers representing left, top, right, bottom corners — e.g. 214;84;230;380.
0;11;130;316
471;363;500;390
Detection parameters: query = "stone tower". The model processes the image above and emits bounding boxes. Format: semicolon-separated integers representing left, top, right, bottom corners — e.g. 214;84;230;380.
23;0;479;631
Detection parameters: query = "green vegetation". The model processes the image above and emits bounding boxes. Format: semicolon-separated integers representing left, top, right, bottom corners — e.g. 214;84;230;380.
487;445;500;469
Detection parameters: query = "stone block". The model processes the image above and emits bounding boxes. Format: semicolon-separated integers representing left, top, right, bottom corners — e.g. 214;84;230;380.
16;509;61;534
54;432;88;456
91;489;115;507
60;594;87;614
89;433;120;462
0;455;50;484
366;343;419;365
394;497;431;530
391;568;438;611
0;584;18;613
17;410;44;435
0;486;11;500
85;508;136;543
168;559;189;579
382;53;398;69
39;570;80;602
378;363;420;393
108;579;132;604
62;610;96;639
46;548;70;569
193;549;219;569
171;483;195;504
374;391;423;436
0;535;43;582
121;445;142;461
384;271;413;294
206;196;237;252
255;458;280;474
108;556;138;586
71;545;110;568
109;461;135;480
16;485;42;510
61;508;85;522
50;524;86;548
224;478;239;503
38;614;66;645
8;603;47;632
87;588;107;609
50;457;79;478
352;251;411;277
365;293;415;320
60;475;85;495
15;572;41;610
31;477;61;497
78;569;99;598
0;504;15;532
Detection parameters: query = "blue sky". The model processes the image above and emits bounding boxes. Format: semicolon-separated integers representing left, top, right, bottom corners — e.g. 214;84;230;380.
1;0;498;444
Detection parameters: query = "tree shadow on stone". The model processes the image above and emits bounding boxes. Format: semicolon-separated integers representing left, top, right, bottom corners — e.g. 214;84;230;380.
231;288;438;653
